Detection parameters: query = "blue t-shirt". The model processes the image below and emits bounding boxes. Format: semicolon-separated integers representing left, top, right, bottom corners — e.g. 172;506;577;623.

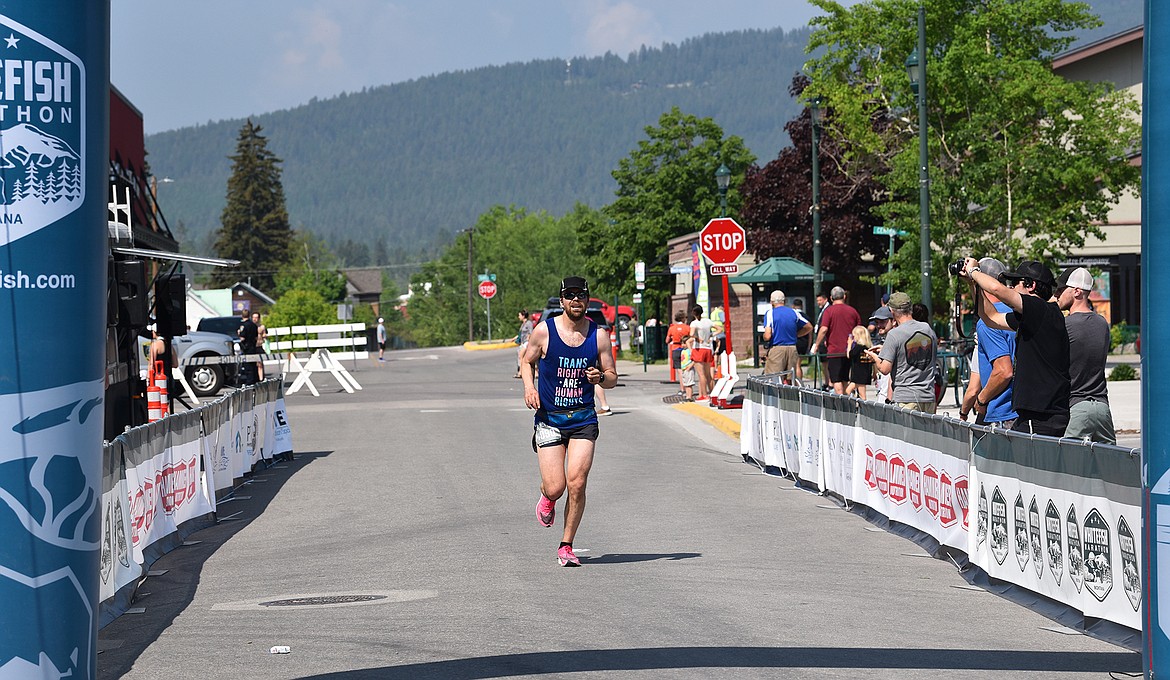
536;317;599;429
977;301;1018;423
764;305;803;346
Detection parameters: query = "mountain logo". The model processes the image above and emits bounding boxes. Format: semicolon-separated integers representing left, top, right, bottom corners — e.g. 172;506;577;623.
0;14;85;247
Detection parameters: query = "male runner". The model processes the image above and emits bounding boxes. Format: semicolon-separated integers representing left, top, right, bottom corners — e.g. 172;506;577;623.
521;276;617;566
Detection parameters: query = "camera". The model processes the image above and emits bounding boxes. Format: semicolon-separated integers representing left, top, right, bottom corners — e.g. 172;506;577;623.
948;259;968;276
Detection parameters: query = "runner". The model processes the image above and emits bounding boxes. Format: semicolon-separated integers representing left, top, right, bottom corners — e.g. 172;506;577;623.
520;276;617;567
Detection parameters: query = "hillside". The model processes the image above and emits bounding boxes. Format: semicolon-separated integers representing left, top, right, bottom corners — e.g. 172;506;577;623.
144;0;1142;270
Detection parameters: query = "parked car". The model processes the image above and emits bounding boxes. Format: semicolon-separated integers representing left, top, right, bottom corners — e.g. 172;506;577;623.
197;315;243;339
170;330;238;396
588;298;635;328
537;306;617;362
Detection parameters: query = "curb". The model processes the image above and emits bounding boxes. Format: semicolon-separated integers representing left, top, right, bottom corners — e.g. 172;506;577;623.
463;340;518;351
673;401;740;440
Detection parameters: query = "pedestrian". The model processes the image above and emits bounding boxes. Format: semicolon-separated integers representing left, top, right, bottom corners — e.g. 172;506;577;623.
520;276;617;567
959;258;1017;428
665;310;691;395
690;305;715;401
868;306;894;402
514;309;534;378
237;309;258;386
813;286;862;394
761;289;812;384
962;259;1070;436
792;298;811;382
711;305;726;356
1057;266;1116;443
845;325;874;400
251;311;267;380
869;291;939;413
377;317;388;363
679;336;697;401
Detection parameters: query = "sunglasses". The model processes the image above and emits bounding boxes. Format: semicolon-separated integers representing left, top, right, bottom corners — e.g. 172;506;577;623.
562;291;588;300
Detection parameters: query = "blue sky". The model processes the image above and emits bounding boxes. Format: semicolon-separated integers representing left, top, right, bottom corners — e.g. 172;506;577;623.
111;1;849;134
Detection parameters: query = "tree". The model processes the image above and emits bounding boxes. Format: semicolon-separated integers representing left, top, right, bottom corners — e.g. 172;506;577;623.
273;229;347;302
804;0;1141;306
211;119;294;291
264;289;335;328
741;76;887;293
585;107;755;314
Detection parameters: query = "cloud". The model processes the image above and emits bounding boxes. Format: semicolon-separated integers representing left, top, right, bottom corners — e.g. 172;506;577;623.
278;7;345;73
578;1;662;57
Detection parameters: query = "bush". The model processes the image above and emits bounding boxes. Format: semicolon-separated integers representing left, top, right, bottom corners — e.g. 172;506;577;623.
1109;323;1125;352
1107;363;1138;381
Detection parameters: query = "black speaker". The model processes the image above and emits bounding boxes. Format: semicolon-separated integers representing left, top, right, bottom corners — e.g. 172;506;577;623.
155;273;187;337
114;260;148;328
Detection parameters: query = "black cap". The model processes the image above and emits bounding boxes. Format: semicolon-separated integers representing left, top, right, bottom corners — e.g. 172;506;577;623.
1000;260;1055;286
560;276;589;295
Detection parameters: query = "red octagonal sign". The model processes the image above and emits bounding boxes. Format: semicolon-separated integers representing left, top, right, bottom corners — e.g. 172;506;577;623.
478;280;497;299
700;218;746;266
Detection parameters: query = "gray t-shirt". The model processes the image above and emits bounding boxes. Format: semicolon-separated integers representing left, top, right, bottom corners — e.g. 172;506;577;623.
878;319;938;402
1065;311;1110;405
691;318;713;349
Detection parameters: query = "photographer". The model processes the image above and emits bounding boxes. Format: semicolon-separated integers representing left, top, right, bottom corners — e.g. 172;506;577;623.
960;258;1070;436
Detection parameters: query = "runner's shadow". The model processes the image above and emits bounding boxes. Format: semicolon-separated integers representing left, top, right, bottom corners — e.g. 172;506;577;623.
585;552;701;564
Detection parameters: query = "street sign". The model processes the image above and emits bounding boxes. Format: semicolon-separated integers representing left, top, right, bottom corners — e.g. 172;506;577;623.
478;280;497;299
477;273;497;282
873;225;910;237
700;218;747;266
634;261;645;283
710;263;739;275
632;292;642;303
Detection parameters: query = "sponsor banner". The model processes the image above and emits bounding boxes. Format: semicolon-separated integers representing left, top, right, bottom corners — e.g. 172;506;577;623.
968;430;1141;630
820;394;857;496
741;380;762;461
99;439;138;608
852;401;970;551
777;386;803;474
271;385;293;457
799;393;826;489
0;4;108;678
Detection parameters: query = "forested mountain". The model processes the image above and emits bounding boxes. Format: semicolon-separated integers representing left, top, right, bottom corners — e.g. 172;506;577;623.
144;0;1141;270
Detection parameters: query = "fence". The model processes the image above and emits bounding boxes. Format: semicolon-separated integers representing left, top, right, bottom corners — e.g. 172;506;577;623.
741;375;1141;648
99;379;293;626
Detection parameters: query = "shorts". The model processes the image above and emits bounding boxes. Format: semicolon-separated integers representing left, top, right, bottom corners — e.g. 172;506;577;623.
691;347;714;364
826;356;850;384
532;420;600;452
764;345;798;375
681;367;696;387
378;341;386;350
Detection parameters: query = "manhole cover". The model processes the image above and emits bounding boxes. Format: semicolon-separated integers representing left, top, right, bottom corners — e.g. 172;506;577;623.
259;595;387;607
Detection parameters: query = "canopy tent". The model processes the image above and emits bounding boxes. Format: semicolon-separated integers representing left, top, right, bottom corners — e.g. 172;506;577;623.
730;257;834;368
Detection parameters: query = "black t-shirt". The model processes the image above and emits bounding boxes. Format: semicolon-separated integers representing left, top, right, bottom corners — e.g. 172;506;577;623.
239;318;258;351
1006;295;1070;414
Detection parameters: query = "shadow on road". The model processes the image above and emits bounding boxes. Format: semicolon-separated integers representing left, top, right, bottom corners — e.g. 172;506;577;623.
299;645;1141;679
584;552;701;564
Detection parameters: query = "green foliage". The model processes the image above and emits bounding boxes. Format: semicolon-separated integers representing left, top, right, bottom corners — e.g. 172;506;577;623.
405;205;590;346
265;289;335;328
1107;363;1137;381
586;107;755;316
211;120;294;291
1110;322;1125;351
804;0;1142;310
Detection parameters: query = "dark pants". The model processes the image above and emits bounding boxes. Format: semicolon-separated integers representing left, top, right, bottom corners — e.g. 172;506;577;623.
1011;409;1069;437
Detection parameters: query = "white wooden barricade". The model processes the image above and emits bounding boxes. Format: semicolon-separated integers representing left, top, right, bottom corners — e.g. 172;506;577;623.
710;352;739;406
266;322;367;396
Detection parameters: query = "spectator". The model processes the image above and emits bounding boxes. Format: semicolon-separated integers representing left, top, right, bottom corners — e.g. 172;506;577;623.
963;259;1070;436
237;309;258;386
761;289;812;384
711;305;726;356
845;325;874;400
791;299;811;382
679;336;697;401
376;317;388;363
514;309;534;378
690;305;714;401
868;306;894;402
959;258;1017;428
911;303;929;324
252;311;267;380
870;291;939;413
1057;267;1116;443
665;311;691;395
813;286;862;394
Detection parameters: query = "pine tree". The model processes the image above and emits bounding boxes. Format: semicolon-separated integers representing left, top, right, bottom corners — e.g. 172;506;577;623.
211;120;293;290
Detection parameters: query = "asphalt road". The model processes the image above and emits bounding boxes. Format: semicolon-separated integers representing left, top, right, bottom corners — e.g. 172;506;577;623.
97;346;1140;679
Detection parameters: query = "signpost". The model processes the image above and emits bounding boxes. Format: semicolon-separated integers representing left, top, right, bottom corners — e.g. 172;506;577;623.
478;279;496;339
700;218;747;354
873;225;910;296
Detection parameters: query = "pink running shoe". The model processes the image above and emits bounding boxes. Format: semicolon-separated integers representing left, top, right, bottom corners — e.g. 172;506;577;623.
557;544;581;567
536;494;555;527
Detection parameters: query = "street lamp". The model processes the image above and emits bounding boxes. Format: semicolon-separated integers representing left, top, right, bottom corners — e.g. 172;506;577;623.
715;163;730;217
810;97;823;306
905;3;932;316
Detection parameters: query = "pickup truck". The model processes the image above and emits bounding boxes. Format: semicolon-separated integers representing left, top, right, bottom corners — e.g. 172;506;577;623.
588;298;635;328
170;330;238;396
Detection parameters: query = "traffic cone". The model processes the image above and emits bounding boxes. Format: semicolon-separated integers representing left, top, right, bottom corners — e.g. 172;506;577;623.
147;380;161;422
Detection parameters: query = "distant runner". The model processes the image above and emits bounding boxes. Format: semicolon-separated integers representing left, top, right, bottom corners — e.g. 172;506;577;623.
520;276;617;567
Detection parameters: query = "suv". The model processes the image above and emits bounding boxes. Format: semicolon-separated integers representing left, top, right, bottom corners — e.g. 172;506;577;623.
197;315;244;339
588;298;635;329
170;330;238;396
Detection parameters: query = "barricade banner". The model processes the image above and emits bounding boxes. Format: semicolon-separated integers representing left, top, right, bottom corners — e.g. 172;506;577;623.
271;382;293;457
820;393;857;497
777;385;803;474
203;395;234;493
98;440;138;623
741;379;762;462
968;430;1142;631
853;400;970;551
799;392;827;489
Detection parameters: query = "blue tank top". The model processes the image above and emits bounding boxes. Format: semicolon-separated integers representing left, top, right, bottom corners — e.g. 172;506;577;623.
536;316;599;429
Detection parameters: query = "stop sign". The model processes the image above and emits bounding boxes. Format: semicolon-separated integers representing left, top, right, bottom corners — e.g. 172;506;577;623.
478;280;497;299
700;218;746;265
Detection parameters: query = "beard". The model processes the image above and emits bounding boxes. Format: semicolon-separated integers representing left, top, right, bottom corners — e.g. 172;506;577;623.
563;304;586;321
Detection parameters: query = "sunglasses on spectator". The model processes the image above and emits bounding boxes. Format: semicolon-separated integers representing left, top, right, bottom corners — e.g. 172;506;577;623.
562;291;588;300
999;277;1032;288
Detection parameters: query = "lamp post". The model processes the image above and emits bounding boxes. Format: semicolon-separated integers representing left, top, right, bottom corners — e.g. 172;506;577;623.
905;3;932;316
810;97;823;306
715;163;730;217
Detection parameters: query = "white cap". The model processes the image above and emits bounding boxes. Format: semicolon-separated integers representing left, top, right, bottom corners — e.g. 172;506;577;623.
1065;268;1093;291
378;317;384;323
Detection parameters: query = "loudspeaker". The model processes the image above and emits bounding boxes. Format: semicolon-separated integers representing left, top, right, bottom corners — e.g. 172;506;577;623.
155;273;187;337
114;260;148;328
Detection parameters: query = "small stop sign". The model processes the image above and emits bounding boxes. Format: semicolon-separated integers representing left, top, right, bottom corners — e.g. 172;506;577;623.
478;280;497;299
699;218;746;265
